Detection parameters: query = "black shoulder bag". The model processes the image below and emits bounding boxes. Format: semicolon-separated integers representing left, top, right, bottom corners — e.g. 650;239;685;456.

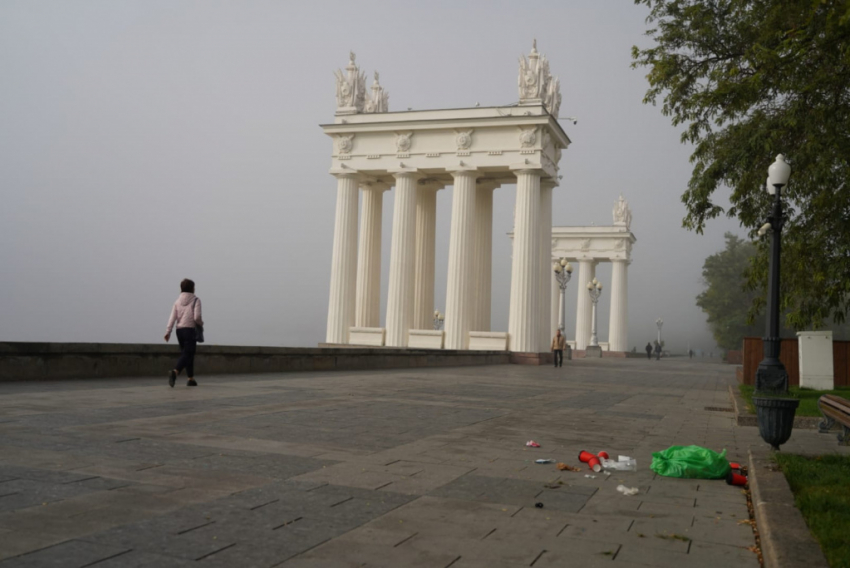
193;297;205;343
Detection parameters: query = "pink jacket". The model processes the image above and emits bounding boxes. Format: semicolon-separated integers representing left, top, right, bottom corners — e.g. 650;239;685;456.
166;292;204;334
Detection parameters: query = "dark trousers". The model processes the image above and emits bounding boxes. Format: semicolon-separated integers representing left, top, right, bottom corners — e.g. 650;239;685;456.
553;350;563;367
175;327;197;377
646;351;651;359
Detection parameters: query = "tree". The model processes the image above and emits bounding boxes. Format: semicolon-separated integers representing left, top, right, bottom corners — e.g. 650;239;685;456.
696;233;766;350
632;0;850;330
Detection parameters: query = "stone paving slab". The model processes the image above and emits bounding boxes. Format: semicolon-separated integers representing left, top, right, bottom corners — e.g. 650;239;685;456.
1;358;849;566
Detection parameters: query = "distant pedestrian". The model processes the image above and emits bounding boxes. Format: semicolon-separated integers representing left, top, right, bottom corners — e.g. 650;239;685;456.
164;278;204;387
551;329;566;368
654;342;662;361
645;342;652;360
689;349;694;359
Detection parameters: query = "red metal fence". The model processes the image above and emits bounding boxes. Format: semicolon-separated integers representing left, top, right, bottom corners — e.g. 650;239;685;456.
741;337;850;387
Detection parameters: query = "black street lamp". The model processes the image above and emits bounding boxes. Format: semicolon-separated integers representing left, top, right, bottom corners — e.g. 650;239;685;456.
753;154;799;450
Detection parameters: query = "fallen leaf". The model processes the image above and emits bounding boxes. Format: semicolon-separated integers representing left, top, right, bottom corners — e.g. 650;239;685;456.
556;463;581;472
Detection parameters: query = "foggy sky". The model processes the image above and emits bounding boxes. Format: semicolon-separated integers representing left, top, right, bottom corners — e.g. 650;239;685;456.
0;1;744;353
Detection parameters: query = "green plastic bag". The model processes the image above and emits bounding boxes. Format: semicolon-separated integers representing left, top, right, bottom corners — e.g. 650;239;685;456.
650;445;731;479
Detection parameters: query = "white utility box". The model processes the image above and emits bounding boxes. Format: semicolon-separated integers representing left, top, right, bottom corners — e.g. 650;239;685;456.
797;330;834;390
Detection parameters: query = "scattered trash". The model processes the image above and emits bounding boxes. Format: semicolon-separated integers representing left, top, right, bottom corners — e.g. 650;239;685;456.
543;484;560;489
726;471;748;487
526;440;541;448
617;484;639;496
556;462;581;472
584;474;596;479
650;445;732;479
578;450;603;472
597;451;610;459
601;456;637;471
534;502;544;508
535;459;555;464
603;471;611;476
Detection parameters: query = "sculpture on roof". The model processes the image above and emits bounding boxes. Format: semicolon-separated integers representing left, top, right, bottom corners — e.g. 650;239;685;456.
518;40;562;117
613;195;632;229
364;71;389;113
334;52;367;115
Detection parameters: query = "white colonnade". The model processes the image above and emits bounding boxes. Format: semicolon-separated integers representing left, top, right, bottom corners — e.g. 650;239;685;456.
323;44;571;356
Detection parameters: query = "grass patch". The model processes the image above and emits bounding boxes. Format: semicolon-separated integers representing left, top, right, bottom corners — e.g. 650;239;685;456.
738;384;850;417
775;453;850;568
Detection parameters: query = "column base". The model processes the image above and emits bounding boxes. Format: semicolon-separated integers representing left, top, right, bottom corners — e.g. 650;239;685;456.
509;352;555;365
584;345;603;358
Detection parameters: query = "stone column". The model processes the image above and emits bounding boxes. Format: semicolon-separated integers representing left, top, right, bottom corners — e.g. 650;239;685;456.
354;183;387;328
574;260;596;350
472;181;496;331
608;259;629;352
508;169;542;352
413;181;442;330
385;170;420;347
444;170;479;350
538;181;554;349
326;173;360;344
550;272;560;338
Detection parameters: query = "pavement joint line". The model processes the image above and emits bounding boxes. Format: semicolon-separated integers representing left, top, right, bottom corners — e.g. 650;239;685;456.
62;476;100;484
330;496;353;508
529;549;547;566
194;542;236;561
374;481;393;490
272;516;303;530
393;532;418;547
250;499;280;510
134;464;163;471
80;548;133;568
177;520;216;535
555;523;569;537
444;555;462;568
114;438;141;443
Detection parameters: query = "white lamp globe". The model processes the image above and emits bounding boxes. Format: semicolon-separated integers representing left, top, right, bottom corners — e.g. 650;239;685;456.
768;154;791;188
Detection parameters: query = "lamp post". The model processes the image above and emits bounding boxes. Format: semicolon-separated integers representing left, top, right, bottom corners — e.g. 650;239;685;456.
553;258;573;333
433;310;444;331
655;317;663;347
587;278;603;347
753;154;799;450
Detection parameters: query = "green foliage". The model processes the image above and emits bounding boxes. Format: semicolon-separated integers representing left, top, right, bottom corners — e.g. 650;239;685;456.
633;0;850;330
775;453;850;567
696;233;765;350
738;383;850;416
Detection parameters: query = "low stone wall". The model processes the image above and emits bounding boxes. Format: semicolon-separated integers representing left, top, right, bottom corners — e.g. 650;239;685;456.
0;342;511;382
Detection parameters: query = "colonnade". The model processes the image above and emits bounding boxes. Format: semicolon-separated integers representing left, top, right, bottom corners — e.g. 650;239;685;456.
326;167;555;353
556;259;629;351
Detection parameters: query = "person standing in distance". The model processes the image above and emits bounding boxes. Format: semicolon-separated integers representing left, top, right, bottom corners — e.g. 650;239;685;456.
551;329;566;368
164;278;203;387
645;342;653;360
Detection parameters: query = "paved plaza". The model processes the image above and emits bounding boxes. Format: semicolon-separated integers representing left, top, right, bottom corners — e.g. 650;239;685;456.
0;358;844;567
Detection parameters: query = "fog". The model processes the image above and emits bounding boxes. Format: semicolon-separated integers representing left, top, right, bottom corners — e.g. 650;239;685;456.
0;1;744;354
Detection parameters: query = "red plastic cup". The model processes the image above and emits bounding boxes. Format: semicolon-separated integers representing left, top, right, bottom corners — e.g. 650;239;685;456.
729;462;741;471
597;451;610;460
578;450;596;463
726;472;748;486
587;456;602;472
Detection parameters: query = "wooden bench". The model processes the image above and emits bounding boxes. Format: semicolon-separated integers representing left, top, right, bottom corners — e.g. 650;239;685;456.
818;394;850;445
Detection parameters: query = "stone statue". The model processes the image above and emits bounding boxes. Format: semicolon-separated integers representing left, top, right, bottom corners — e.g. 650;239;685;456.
334;52;367;114
518;40;562;117
364;71;389;114
613;195;632;229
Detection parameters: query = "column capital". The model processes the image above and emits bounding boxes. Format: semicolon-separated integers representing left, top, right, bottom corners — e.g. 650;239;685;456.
359;177;391;192
509;162;545;174
329;166;360;178
447;167;480;179
476;178;501;191
541;178;559;190
417;177;446;192
388;167;423;180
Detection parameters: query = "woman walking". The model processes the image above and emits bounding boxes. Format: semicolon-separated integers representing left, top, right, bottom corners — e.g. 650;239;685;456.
164;278;203;387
